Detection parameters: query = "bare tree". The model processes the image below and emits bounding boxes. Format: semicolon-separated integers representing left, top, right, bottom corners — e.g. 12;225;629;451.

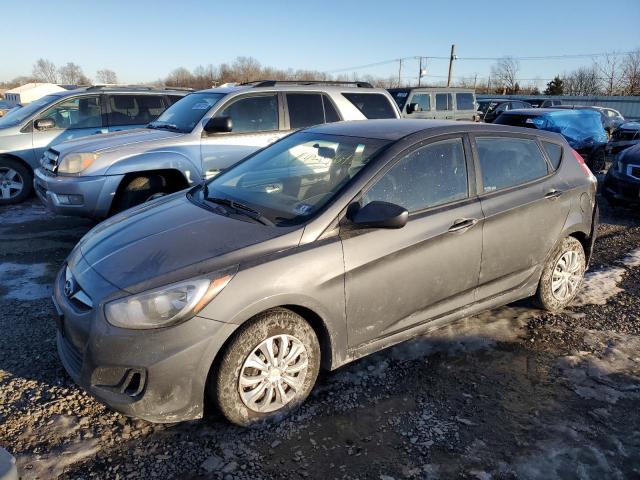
32;58;58;83
490;57;520;94
58;62;90;85
165;67;194;87
563;67;601;96
232;57;262;83
96;69;118;84
620;49;640;96
595;53;622;95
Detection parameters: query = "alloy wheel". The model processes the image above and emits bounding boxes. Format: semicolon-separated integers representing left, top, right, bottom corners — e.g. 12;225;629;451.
0;167;24;200
551;250;583;301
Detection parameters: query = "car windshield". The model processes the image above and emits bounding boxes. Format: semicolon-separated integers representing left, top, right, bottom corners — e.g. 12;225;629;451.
201;131;390;226
148;92;225;133
0;94;59;127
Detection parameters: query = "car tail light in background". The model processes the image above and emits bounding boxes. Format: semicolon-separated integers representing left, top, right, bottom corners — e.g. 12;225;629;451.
572;149;597;183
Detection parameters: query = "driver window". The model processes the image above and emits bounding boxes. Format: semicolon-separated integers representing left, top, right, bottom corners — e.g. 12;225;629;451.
38;96;103;130
409;94;430;113
362;138;468;213
216;95;278;133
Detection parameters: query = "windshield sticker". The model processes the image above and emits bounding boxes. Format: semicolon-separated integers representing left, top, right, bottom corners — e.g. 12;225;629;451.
396;92;408;97
191;102;211;110
295;203;313;215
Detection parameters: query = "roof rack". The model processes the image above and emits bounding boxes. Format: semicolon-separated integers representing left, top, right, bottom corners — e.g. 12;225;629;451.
241;80;373;88
85;85;194;92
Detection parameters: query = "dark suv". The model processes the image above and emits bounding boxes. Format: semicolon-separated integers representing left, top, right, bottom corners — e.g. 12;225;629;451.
53;119;598;426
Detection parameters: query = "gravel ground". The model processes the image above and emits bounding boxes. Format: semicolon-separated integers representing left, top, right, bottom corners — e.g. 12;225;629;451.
1;196;639;479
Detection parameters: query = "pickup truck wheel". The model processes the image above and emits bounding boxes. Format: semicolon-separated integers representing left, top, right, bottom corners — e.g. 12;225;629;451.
212;308;320;426
535;236;586;312
0;158;32;205
112;174;168;214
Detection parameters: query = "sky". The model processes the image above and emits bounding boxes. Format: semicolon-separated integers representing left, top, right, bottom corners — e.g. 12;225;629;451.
1;0;639;88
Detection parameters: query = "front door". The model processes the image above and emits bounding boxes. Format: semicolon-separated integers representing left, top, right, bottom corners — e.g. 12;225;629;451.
341;136;483;348
201;94;285;178
32;95;106;159
473;134;571;299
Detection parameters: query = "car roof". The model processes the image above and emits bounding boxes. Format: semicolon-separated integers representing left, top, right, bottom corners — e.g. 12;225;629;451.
478;98;509;103
304;118;564;141
49;86;189;97
199;82;390;95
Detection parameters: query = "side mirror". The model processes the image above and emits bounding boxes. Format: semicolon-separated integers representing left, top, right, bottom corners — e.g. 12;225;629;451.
34;118;55;131
406;103;421;114
204;116;233;134
347;201;408;229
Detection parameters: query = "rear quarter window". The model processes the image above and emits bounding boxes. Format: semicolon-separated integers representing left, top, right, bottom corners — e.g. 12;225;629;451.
342;93;397;119
455;93;475;111
542;141;563;170
476;137;549;192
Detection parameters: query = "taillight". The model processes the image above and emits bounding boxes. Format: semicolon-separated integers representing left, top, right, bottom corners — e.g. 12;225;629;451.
571;149;596;181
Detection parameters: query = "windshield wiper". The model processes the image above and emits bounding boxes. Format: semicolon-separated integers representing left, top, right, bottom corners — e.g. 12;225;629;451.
206;196;274;226
148;123;181;132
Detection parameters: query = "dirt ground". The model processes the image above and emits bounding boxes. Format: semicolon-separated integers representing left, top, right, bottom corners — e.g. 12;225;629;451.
1;196;639;480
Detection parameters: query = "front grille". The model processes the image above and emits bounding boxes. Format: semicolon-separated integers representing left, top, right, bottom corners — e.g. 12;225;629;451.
58;332;83;377
41;149;59;173
64;267;93;311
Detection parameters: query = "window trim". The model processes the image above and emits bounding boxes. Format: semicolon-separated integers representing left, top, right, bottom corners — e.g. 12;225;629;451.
357;133;474;217
469;132;556;197
34;94;105;132
206;92;282;136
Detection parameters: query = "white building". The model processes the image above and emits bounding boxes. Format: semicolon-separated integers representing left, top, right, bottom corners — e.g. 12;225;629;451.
4;83;66;106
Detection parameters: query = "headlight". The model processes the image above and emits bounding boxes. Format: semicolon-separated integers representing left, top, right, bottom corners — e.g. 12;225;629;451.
57;152;98;174
105;269;236;329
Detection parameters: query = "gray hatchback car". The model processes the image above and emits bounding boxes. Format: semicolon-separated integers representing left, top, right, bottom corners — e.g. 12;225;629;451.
53;119;598;426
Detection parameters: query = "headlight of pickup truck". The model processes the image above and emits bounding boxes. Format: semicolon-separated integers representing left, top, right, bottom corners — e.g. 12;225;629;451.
57;152;98;174
105;269;236;329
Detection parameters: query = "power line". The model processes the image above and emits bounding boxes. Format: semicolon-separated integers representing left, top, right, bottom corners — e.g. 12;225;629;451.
326;50;637;73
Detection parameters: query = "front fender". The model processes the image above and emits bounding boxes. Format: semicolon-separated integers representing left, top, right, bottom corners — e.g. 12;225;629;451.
104;151;203;184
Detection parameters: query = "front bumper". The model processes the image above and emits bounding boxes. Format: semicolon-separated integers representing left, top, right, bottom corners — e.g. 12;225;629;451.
602;170;640;205
34;168;123;218
53;265;237;423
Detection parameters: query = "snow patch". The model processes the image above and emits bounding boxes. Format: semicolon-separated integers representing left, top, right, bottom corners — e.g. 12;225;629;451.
572;267;626;306
620;247;640;268
0;263;50;300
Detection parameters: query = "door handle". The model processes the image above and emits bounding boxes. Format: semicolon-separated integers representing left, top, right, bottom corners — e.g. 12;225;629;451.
448;218;478;232
545;189;563;200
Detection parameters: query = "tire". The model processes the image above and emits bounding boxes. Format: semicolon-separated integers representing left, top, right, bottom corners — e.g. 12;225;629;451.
535;236;586;312
212;308;320;427
111;174;168;214
588;148;606;173
0;158;32;205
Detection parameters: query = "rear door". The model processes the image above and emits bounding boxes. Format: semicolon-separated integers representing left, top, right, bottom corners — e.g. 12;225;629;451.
200;93;285;177
472;134;571;300
32;94;106;159
106;94;168;132
341;135;483;348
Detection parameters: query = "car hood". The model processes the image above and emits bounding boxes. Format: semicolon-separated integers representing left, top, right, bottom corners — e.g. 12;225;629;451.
52;128;184;156
73;192;302;293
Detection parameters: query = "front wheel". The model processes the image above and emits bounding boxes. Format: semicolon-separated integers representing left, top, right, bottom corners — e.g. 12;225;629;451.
535;236;586;312
212;308;320;426
0;158;32;205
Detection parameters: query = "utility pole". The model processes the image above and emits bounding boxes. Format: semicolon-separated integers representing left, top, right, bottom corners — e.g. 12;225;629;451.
397;58;402;87
418;57;422;87
473;73;478;90
447;44;457;87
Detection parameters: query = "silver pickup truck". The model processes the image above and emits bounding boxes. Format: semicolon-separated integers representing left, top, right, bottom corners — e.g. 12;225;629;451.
34;81;400;219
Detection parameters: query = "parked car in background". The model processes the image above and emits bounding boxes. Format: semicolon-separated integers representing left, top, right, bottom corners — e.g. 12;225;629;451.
606;121;640;158
521;98;563;108
477;98;532;123
388;87;477;121
494;108;608;171
53;119;598;426
0;86;188;204
35;81;401;219
603;143;640;207
555;105;625;135
0;100;18;117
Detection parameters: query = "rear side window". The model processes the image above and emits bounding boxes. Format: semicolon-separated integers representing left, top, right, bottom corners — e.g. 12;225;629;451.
342;93;396;119
542;141;563;170
435;93;452;111
363;138;468;212
286;93;342;129
109;95;165;126
476;137;549;192
409;93;431;113
456;93;474;110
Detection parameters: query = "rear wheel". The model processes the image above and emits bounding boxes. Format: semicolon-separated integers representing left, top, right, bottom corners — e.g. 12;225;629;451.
212;308;320;426
535;236;586;312
588;148;606;173
0;158;32;205
111;174;170;214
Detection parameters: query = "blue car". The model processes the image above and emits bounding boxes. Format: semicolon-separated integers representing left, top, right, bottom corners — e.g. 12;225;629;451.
494;108;608;172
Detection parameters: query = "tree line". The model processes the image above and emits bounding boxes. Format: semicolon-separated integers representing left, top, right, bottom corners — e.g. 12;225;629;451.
2;52;639;97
